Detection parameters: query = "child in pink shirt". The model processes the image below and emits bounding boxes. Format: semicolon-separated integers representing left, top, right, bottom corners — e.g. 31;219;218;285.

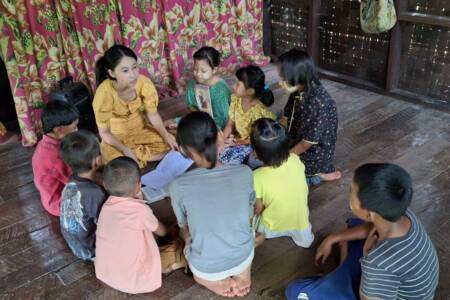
95;156;167;294
32;101;79;216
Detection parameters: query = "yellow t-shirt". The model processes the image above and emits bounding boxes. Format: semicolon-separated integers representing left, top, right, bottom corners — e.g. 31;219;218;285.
93;75;159;129
228;95;276;140
253;154;310;232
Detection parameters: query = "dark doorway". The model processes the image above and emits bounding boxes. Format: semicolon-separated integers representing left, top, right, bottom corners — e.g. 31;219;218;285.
0;58;19;131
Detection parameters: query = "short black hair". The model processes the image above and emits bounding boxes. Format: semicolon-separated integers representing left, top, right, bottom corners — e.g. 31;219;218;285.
277;48;318;95
177;112;218;169
251;118;289;167
353;163;413;222
60;130;101;174
41;100;79;134
193;46;220;68
236;65;274;107
103;157;140;197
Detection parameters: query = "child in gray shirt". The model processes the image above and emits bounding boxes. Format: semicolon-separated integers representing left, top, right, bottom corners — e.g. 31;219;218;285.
170;112;255;298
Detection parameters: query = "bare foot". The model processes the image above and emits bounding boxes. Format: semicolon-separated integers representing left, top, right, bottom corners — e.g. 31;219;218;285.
193;275;235;297
319;171;342;182
231;265;252;297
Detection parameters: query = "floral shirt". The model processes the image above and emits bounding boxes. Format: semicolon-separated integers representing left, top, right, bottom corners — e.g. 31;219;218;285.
229;95;276;140
284;81;338;175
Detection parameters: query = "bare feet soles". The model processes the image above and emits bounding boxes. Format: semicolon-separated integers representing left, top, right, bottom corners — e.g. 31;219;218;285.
194;265;252;297
193;276;235;297
319;170;342;182
231;265;252;297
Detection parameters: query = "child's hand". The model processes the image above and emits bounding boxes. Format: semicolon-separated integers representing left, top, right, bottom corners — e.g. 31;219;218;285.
135;189;144;200
225;134;235;146
315;236;335;266
234;138;250;145
363;227;379;256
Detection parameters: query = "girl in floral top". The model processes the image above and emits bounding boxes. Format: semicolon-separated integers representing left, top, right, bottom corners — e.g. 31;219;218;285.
185;46;231;130
278;49;341;185
221;65;275;165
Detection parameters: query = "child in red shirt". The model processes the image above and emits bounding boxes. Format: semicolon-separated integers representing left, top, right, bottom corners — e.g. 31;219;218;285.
32;101;79;216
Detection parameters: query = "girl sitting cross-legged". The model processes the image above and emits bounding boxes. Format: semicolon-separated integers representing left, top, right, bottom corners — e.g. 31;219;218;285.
220;65;276;166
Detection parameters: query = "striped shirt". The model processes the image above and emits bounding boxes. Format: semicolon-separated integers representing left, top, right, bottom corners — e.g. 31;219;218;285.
360;210;439;300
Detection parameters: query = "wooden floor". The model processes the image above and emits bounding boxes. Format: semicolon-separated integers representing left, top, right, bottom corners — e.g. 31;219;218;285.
0;74;449;299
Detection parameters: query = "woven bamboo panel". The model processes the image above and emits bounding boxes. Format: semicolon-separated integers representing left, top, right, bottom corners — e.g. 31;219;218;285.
318;0;390;86
398;23;450;102
270;0;309;56
407;0;450;17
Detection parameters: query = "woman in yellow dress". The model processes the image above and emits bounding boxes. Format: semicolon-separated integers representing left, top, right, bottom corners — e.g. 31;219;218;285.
93;45;177;168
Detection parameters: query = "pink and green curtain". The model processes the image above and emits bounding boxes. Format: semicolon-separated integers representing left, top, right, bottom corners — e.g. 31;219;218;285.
0;0;268;146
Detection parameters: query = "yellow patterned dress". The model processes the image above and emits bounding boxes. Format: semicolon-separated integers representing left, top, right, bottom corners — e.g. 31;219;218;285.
219;95;276;165
228;94;276;139
93;75;169;168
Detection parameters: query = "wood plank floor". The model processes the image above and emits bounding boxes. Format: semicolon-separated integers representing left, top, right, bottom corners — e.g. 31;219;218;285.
0;72;448;299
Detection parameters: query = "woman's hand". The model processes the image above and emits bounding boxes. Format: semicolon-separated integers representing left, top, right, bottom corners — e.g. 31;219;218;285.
164;132;178;150
123;148;139;163
315;235;336;266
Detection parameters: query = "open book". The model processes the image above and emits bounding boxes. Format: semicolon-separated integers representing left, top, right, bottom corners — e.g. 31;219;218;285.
142;185;169;204
141;150;193;203
195;83;214;118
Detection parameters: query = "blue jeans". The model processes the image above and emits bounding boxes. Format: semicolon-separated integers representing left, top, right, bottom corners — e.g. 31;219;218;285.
286;219;365;300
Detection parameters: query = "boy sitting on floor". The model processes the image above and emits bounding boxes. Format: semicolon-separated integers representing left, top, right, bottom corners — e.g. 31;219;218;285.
32;101;79;216
286;163;439;300
60;130;107;261
95;157;167;294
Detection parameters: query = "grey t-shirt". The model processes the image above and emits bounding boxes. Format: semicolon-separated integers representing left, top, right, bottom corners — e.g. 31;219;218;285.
360;210;439;300
169;164;255;273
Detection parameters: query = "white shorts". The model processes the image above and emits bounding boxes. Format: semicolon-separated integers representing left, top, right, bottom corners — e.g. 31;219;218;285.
186;249;254;282
257;222;314;248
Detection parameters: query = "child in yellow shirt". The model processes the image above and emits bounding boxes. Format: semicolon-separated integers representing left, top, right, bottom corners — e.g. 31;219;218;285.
221;66;275;165
251;118;314;247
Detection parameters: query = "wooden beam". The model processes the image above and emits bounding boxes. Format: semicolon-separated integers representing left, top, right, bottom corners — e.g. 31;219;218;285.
398;12;450;28
307;0;321;64
385;0;406;91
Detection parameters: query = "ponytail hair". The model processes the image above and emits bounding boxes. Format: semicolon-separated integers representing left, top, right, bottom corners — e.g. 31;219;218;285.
95;44;138;86
236;65;274;107
176;112;218;168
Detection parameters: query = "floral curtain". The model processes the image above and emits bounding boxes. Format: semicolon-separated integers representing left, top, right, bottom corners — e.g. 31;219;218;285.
0;0;268;146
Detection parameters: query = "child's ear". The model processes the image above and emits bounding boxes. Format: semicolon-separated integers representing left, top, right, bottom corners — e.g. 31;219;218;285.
94;155;103;168
52;126;64;138
248;88;256;96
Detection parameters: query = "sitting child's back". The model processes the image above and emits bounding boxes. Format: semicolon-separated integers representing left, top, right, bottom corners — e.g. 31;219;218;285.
254;153;309;231
95;157;166;294
251;118;313;247
60;130;106;261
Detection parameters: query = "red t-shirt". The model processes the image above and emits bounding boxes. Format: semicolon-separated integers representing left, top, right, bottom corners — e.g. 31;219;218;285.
32;135;72;216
